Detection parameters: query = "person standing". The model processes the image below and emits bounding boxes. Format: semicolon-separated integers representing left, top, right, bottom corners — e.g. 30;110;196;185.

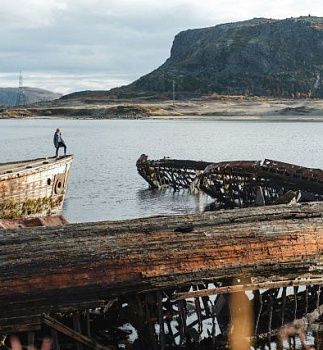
53;128;67;158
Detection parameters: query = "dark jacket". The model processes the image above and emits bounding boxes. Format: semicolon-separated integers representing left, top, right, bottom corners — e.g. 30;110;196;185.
53;132;65;148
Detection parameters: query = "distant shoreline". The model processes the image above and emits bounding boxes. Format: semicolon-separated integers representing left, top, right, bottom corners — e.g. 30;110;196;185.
1;96;323;122
2;115;323;123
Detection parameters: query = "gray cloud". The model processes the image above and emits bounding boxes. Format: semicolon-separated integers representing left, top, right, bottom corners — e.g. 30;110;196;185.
0;0;322;93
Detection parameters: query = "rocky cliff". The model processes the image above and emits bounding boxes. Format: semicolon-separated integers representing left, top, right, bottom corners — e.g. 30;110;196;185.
109;16;323;99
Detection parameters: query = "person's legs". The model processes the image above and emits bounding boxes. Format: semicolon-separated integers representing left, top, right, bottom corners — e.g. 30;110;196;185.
56;142;66;157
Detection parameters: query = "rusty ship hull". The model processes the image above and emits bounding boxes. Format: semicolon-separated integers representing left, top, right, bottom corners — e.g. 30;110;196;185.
0;155;73;219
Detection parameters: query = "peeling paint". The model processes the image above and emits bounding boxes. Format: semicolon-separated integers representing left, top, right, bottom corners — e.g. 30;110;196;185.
0;156;73;219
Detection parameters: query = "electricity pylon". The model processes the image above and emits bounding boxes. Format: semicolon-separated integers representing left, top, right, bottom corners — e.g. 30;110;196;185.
15;71;27;106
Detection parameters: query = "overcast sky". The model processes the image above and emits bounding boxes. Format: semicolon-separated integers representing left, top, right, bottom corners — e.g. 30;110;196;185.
0;0;322;94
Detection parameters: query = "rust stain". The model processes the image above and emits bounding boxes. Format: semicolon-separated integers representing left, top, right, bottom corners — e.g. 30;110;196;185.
0;156;73;219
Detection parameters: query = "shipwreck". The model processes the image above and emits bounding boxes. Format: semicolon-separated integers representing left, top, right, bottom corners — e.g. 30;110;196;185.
0;154;322;349
0;155;73;219
137;155;323;208
0;202;322;349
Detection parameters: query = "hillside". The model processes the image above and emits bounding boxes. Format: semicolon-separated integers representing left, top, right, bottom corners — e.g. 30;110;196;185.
0;87;61;106
64;16;323;100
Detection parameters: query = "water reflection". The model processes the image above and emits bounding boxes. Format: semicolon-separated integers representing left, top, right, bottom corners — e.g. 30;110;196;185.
136;188;212;216
2;119;323;223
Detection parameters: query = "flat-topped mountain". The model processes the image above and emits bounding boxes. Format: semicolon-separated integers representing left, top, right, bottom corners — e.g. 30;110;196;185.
13;16;323;106
0;87;61;106
101;16;323;99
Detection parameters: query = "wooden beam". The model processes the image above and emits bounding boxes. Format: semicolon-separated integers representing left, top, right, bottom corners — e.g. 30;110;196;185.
86;310;91;338
0;202;322;329
73;313;83;350
172;277;323;301
27;332;35;349
42;314;114;350
51;329;60;350
0;315;41;334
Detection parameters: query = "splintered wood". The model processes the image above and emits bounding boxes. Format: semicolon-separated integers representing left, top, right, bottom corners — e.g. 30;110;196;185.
0;202;322;333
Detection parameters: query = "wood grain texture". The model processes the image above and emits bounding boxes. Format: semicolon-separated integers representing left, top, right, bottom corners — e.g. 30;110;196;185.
0;202;322;331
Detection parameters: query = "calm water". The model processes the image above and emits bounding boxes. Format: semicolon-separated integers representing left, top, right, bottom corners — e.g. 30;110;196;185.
1;118;323;223
1;118;323;348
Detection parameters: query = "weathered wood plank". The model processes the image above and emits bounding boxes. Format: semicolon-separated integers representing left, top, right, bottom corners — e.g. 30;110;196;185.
0;202;322;330
172;277;323;300
0;315;41;333
42;315;114;350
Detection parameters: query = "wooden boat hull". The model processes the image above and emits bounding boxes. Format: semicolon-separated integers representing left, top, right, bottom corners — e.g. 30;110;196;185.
137;155;323;207
0;202;322;332
0;155;73;219
136;154;211;190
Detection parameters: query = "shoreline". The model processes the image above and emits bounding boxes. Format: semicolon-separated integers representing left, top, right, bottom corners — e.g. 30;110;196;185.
2;115;323;122
2;117;323;122
1;96;323;122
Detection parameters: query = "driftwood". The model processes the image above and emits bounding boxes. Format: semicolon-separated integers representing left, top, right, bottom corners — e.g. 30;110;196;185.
0;202;323;333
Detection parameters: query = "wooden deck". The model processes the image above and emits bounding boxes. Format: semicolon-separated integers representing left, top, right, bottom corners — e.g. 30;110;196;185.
0;156;61;175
